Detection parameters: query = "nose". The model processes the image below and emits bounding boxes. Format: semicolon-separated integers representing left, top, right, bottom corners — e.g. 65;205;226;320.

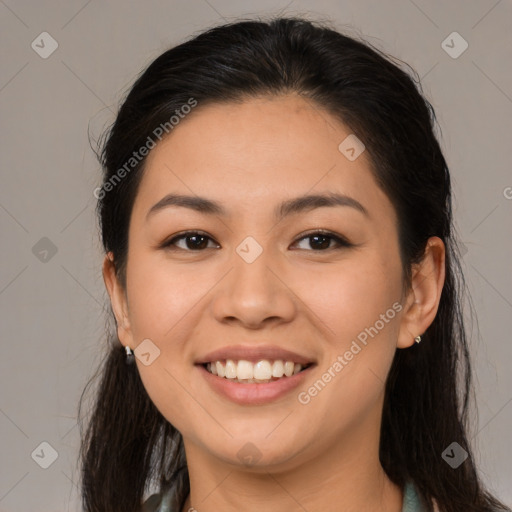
211;245;297;329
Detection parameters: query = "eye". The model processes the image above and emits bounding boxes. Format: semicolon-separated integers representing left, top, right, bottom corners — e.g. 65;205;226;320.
161;231;219;251
291;230;353;251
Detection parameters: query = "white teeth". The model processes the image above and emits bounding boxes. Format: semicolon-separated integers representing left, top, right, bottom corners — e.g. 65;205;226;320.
225;359;237;379
272;360;284;378
253;360;272;380
284;361;295;377
216;361;225;378
206;359;306;382
237;360;253;380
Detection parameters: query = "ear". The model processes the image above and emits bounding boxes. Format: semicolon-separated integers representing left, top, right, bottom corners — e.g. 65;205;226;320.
397;236;446;349
102;252;134;349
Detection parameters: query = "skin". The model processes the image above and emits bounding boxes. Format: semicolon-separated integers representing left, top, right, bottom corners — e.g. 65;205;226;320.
103;93;445;512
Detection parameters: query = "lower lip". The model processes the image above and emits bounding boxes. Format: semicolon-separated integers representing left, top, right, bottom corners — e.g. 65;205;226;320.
196;364;315;405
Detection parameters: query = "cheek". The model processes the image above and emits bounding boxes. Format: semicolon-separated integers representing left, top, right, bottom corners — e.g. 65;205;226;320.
299;250;403;346
293;267;401;441
297;249;403;412
124;252;216;429
124;250;203;339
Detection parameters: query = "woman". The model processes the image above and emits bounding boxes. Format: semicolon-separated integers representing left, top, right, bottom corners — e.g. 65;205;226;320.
78;16;510;512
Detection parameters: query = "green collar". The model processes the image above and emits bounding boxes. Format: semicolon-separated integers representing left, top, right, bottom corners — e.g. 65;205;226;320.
402;481;426;511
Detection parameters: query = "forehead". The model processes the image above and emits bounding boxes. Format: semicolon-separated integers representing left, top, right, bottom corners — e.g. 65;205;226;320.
131;94;394;223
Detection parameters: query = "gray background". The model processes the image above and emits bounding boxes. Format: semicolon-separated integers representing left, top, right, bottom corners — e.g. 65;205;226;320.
1;1;511;510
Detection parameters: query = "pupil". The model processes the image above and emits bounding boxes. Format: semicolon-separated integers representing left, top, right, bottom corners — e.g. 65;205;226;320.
188;235;208;250
311;235;330;250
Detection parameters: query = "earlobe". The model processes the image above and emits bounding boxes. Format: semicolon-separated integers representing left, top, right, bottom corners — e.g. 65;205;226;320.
102;252;133;347
397;237;446;349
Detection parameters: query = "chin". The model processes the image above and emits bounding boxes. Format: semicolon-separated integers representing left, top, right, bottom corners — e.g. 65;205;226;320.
202;435;310;472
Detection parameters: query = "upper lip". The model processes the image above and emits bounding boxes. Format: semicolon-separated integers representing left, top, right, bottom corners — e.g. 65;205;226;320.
195;345;316;366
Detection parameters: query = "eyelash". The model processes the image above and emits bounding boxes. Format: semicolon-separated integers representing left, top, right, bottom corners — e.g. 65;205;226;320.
160;229;353;252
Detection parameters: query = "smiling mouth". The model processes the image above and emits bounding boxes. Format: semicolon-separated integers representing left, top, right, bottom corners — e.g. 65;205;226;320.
203;359;313;383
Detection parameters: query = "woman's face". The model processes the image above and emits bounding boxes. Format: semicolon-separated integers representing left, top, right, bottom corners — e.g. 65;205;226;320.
114;94;409;471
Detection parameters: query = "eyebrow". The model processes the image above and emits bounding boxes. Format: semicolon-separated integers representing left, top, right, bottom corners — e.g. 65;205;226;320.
146;192;369;222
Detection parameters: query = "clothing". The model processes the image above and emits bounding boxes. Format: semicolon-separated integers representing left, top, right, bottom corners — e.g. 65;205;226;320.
142;480;430;512
141;486;175;512
402;481;429;511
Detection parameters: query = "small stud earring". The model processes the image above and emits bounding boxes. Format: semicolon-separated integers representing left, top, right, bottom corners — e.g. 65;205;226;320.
125;345;134;365
414;335;422;344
